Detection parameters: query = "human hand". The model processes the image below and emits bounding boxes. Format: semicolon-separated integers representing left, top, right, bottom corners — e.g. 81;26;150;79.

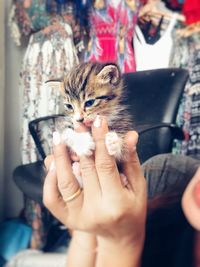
43;116;147;247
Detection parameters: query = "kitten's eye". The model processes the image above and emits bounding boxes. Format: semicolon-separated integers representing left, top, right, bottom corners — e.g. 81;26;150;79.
85;99;95;108
64;103;73;110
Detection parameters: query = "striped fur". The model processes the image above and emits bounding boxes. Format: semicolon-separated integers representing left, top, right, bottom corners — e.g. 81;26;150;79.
60;62;133;139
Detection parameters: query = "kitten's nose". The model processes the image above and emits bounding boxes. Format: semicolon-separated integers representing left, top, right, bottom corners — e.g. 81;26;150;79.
76;118;84;123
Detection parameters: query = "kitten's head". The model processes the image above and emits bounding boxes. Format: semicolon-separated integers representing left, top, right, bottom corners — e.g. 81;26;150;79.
46;62;124;127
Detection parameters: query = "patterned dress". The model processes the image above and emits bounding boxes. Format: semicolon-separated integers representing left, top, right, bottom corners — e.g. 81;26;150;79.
20;22;78;164
85;0;141;73
171;33;200;159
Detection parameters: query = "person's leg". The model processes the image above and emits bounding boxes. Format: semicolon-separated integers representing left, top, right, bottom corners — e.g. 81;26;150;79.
142;153;200;198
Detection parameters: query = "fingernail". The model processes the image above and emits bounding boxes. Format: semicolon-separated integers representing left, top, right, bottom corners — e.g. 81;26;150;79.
93;115;101;128
53;131;61;145
49;161;55;171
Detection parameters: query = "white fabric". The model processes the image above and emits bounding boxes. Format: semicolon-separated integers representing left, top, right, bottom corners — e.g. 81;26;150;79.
133;15;177;71
110;0;121;8
5;249;66;267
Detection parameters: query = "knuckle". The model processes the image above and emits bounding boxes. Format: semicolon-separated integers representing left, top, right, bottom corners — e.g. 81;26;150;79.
108;207;130;225
109;208;123;221
43;193;54;208
96;159;115;173
54;145;69;160
54;149;66;160
58;178;77;194
80;161;95;175
44;155;53;168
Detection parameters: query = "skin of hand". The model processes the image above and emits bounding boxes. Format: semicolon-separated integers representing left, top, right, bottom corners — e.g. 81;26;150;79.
43;116;147;266
182;167;200;231
44;122;97;267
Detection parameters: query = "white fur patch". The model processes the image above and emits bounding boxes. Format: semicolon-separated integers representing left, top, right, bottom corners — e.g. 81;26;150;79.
62;129;95;156
105;132;122;159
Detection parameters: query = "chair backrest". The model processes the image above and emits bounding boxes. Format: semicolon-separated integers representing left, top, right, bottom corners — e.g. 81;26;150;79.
123;68;188;124
123;68;189;163
29;114;66;160
29;68;188;163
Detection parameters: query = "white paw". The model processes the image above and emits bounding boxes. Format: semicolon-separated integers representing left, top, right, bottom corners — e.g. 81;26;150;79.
74;132;95;156
105;132;122;158
63;129;95;157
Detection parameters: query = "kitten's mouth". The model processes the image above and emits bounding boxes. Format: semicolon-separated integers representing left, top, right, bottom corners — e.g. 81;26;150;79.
83;119;94;127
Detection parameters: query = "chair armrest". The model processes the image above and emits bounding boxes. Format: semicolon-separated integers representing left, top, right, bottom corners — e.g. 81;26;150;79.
28;114;65;160
136;123;185;140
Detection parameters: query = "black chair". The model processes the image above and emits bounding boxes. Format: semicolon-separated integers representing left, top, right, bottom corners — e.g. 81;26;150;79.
13;68;189;204
123;68;188;163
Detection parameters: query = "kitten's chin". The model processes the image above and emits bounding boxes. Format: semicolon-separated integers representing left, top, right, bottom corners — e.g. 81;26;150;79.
83;119;94;127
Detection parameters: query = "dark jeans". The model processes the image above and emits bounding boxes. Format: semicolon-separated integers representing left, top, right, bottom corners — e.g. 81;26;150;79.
142;153;200;198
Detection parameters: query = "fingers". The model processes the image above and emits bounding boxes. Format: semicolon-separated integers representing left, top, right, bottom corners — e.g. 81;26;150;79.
90;116;122;193
70;123;89;162
73;123;101;196
52;132;82;207
122;131;146;193
43;158;67;224
44;155;54;170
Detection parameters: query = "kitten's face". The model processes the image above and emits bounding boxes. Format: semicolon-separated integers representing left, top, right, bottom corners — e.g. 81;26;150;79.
54;63;123;127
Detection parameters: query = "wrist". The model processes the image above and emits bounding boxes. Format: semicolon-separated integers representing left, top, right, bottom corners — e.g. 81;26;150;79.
67;231;97;267
72;231;97;253
97;234;145;253
96;235;145;267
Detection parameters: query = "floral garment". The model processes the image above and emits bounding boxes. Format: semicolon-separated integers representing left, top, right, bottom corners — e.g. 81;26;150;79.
171;33;200;158
85;0;141;73
20;22;78;164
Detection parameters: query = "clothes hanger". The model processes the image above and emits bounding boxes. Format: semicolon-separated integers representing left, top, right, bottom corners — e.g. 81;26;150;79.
176;22;200;38
138;15;164;44
93;0;105;9
139;0;185;22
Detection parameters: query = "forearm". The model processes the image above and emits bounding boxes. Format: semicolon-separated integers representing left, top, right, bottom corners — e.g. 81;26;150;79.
66;231;97;267
96;235;145;267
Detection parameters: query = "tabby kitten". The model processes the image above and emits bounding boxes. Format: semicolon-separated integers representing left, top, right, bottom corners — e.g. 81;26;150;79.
46;62;133;160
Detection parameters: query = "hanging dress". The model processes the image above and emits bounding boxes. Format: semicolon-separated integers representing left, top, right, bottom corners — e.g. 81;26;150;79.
133;15;177;71
182;0;200;25
85;0;141;73
171;33;200;158
20;22;79;164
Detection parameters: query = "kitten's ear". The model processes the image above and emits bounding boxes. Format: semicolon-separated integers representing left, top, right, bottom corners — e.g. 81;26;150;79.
97;65;120;85
45;80;65;94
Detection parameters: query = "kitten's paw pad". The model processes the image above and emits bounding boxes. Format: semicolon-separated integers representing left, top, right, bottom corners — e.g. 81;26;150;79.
105;132;121;156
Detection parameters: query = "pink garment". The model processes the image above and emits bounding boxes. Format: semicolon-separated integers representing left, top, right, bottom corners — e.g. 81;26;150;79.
183;0;200;25
85;0;141;73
